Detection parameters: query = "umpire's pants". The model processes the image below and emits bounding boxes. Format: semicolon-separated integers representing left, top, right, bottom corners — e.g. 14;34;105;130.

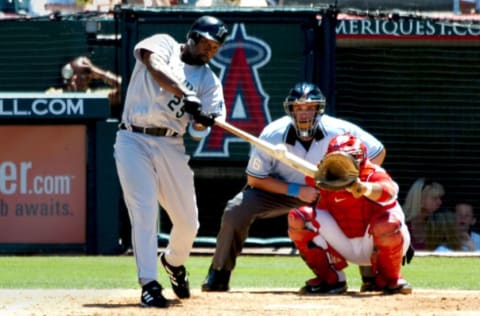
211;186;305;271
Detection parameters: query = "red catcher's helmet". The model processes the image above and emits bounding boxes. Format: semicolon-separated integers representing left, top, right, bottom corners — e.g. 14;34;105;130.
327;134;367;166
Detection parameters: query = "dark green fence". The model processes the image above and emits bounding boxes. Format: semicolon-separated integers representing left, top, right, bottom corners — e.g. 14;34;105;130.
0;8;479;252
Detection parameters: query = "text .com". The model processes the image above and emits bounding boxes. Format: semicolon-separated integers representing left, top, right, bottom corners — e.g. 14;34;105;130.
0;161;72;195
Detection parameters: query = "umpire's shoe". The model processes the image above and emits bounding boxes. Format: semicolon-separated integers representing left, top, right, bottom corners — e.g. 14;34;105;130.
160;253;190;299
141;280;168;308
201;266;231;292
360;276;382;292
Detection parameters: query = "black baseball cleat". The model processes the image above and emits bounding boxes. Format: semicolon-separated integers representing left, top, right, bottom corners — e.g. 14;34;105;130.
201;267;231;292
160;252;190;299
383;279;413;295
360;276;382;292
300;279;347;295
141;280;168;308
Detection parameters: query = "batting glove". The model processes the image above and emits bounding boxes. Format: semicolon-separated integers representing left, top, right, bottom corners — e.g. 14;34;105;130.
195;112;218;127
183;93;202;116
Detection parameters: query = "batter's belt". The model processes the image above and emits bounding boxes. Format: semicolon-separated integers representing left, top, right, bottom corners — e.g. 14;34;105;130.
119;123;179;137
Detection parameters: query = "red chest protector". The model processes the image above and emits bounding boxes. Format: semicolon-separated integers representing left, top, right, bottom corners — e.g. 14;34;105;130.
316;162;397;238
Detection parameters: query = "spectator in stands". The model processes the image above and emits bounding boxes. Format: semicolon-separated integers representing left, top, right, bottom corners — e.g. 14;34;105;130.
402;178;445;250
147;0;174;5
45;0;83;13
47;56;129;251
425;210;463;252
29;1;48;16
48;56;122;117
84;0;122;11
457;0;480;14
196;0;268;7
455;203;480;251
121;0;174;5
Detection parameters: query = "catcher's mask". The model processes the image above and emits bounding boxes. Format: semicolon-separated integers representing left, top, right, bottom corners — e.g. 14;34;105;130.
327;134;367;166
283;82;326;139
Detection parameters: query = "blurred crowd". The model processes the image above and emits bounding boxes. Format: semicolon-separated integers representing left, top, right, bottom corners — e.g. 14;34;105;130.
3;0;480;18
403;178;479;252
1;0;294;18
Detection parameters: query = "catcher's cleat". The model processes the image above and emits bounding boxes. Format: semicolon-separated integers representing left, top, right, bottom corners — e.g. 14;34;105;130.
383;279;413;295
300;279;347;295
201;267;231;292
360;276;382;292
160;253;190;299
141;280;168;308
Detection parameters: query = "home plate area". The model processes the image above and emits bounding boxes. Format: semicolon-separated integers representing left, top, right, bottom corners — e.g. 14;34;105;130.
0;288;479;316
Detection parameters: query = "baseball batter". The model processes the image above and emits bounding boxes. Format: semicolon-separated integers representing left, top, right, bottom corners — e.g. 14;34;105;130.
114;16;228;308
202;82;386;292
288;134;412;294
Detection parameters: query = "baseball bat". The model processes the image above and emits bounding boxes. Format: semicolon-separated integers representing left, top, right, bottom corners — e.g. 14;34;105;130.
214;118;318;178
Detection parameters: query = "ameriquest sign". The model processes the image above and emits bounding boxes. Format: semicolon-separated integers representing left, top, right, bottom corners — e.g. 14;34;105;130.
336;16;480;38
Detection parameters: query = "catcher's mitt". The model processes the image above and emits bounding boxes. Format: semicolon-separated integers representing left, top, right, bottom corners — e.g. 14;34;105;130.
315;151;360;190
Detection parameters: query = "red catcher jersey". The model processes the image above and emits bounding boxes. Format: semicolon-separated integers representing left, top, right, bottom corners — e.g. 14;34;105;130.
316;161;398;238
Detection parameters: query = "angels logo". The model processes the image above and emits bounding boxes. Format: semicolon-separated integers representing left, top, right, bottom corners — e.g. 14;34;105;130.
194;24;272;157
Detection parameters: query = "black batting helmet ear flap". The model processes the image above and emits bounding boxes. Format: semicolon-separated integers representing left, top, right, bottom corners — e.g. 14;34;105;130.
186;32;201;45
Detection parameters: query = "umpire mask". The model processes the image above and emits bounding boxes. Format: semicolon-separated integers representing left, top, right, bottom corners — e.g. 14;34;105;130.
283;82;326;139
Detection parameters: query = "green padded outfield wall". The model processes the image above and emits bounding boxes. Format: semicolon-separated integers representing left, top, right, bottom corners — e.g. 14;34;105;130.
1;9;479;244
0;18;119;92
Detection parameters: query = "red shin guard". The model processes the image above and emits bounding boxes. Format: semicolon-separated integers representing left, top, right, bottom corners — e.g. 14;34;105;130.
369;213;404;288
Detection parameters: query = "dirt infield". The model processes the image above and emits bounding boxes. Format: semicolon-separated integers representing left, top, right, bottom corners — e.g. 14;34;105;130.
1;288;479;316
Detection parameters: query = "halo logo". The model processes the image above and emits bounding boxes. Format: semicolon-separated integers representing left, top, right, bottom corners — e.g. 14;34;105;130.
195;24;272;157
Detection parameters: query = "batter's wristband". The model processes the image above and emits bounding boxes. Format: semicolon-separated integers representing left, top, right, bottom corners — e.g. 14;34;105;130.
188;124;211;139
287;183;301;198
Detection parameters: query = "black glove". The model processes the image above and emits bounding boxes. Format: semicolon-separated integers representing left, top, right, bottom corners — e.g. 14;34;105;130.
194;112;217;127
183;93;202;116
402;244;415;265
183;93;218;127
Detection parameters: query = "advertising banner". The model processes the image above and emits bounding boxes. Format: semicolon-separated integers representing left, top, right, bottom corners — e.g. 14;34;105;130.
0;92;111;120
0;125;86;243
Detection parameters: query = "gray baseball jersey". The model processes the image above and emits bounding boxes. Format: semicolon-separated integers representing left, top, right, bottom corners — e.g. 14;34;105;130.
122;34;226;134
247;114;384;184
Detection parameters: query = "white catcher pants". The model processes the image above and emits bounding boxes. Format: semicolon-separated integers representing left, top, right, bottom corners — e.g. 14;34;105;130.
313;204;411;265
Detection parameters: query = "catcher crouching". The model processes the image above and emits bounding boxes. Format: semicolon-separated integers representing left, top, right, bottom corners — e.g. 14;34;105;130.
288;134;412;295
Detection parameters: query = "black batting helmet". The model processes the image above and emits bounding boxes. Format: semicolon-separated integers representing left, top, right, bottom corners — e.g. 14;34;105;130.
187;15;229;44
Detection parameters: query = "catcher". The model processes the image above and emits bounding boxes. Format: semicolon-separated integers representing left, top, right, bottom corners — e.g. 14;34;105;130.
288;133;412;294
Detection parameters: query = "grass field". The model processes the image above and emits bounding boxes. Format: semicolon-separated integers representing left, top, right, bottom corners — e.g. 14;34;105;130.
0;253;478;290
